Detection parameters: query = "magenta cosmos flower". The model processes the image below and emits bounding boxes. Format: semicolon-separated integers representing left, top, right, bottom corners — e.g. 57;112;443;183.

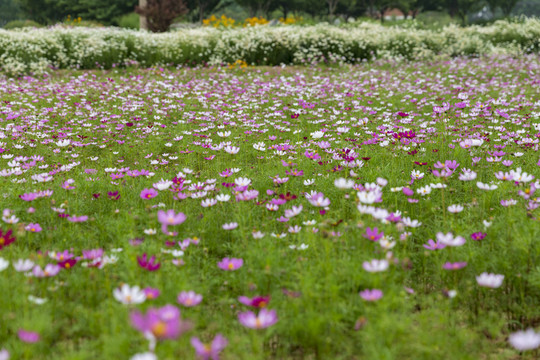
191;334;228;360
140;188;158;200
177;291;203;307
359;289;383;301
0;229;16;250
238;295;270;308
363;227;383;242
18;329;40;343
218;258;243;271
238;308;278;329
130;304;191;340
137;254;161;271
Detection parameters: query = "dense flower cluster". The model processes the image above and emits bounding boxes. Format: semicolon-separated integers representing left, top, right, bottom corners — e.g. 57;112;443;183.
0;18;539;74
0;55;538;358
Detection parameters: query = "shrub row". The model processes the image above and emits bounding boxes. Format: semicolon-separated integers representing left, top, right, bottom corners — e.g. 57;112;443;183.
0;19;539;74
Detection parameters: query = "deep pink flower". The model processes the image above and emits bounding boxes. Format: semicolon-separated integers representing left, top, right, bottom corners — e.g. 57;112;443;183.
238;296;270;308
217;257;243;271
107;191;121;200
471;232;486;241
238;309;278;329
0;229;16;250
191;334;228;360
138;254;161;271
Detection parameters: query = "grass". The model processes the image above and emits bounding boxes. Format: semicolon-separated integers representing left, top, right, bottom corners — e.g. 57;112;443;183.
0;55;539;359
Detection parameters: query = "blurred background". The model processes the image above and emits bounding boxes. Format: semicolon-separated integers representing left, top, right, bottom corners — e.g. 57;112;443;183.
0;0;539;31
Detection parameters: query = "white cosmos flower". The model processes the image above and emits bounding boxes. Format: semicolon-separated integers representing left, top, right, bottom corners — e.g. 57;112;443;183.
234;177;251;186
508;329;540;351
222;222;238;230
447;204;464;213
252;231;265;239
153;179;173;191
0;258;8;272
477;181;498;190
216;194;231;202
402;217;421;227
13;259;34;272
437;232;465;247
334;178;354;189
113;284;146;305
362;259;389;272
131;352;157;360
476;273;504;288
417;186;432;195
144;228;156;235
303;179;315;186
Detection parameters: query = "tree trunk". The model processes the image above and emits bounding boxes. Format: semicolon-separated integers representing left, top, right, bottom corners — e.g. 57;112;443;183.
139;0;148;30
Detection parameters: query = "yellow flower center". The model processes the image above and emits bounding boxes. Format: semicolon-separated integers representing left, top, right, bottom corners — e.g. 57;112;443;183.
255;318;262;328
0;237;4;245
228;263;234;270
152;321;167;337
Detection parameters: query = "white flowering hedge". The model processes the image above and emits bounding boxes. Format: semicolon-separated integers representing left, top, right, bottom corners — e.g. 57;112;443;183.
0;19;539;74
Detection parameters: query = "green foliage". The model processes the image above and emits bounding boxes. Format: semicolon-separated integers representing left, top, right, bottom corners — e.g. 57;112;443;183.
116;12;140;29
2;19;43;29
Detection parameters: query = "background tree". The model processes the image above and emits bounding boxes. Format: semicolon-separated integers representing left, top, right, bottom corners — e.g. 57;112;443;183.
135;0;188;31
336;0;368;19
500;0;519;16
326;0;340;19
15;0;66;23
186;0;221;21
0;0;24;26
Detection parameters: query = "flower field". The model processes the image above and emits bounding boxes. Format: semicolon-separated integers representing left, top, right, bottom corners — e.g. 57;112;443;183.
0;54;540;359
0;18;540;75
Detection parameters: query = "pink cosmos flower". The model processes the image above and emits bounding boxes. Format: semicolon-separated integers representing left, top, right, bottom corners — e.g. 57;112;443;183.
217;258;243;271
238;309;278;329
32;264;61;277
177;291;203;307
25;223;42;233
157;209;186;233
130;304;191;340
359;289;383;301
18;329;40;343
363;227;383;242
143;287;161;299
443;262;467;270
140;188;158;200
67;215;88;223
191;334;228;360
422;239;446;250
